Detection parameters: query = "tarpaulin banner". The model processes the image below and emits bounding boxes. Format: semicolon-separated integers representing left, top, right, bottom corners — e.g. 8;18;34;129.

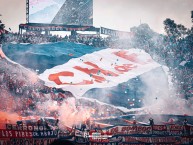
0;129;58;139
97;125;191;136
39;48;160;97
74;125;193;144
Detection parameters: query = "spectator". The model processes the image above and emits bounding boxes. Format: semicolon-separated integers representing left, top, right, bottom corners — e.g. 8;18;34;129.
149;118;154;126
183;119;188;125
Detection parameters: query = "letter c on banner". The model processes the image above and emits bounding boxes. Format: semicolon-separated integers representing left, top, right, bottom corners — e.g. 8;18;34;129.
48;71;74;85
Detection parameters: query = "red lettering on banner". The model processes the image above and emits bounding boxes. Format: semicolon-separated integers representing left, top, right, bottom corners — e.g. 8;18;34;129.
48;61;138;85
48;71;93;85
48;72;74;85
137;126;151;133
84;62;118;77
169;125;183;131
121;126;128;132
109;127;118;134
153;125;167;131
113;50;146;64
74;61;118;83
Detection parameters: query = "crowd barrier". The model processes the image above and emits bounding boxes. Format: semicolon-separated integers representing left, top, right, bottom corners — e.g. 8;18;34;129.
74;124;193;145
0;124;59;145
0;124;193;144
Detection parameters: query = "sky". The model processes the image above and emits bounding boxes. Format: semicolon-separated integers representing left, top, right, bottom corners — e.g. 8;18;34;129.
0;0;192;34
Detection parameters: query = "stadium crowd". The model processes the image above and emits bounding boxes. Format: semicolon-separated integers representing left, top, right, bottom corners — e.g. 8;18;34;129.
0;25;193;119
0;56;124;123
0;17;193;132
3;32;115;48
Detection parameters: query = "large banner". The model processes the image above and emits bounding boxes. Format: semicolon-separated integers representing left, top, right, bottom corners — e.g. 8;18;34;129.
29;0;93;26
39;48;160;97
0;129;58;138
1;124;193;144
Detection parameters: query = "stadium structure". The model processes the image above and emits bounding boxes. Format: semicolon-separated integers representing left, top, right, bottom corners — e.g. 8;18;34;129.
1;1;193;145
19;0;131;38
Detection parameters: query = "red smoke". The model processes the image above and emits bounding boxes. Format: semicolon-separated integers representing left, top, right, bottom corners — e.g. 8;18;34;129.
0;111;20;125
